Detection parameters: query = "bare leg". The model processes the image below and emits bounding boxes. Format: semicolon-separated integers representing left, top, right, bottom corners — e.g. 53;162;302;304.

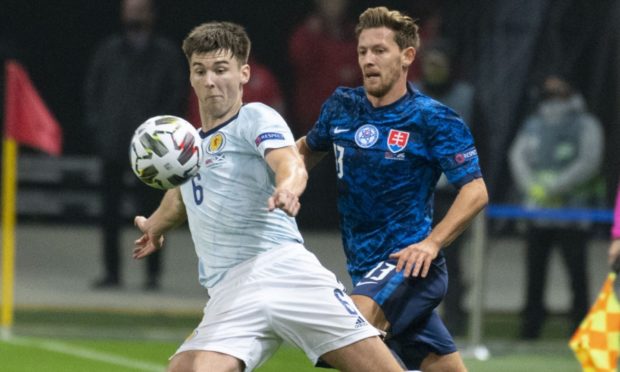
421;352;467;372
351;294;390;331
351;294;468;372
320;336;404;372
168;350;244;372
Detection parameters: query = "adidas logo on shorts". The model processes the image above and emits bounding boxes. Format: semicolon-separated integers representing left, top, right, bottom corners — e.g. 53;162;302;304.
354;316;367;328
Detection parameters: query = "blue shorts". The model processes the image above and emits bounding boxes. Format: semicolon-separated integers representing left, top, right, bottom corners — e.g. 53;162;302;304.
351;255;456;363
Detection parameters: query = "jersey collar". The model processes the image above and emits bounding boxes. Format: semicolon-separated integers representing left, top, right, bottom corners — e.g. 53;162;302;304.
199;108;242;138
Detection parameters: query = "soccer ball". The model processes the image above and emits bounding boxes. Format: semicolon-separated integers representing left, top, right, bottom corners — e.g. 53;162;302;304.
129;115;202;190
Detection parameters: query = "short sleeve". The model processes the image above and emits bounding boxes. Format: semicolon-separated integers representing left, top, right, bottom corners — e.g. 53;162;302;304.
244;103;295;157
305;93;338;151
428;105;482;188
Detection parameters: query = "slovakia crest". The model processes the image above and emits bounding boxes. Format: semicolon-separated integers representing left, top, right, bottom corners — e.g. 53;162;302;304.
355;124;379;148
387;129;410;153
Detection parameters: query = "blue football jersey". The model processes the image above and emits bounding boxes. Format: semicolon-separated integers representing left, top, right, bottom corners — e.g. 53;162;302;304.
306;82;482;279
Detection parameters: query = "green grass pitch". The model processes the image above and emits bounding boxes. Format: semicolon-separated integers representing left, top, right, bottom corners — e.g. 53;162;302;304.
0;309;584;371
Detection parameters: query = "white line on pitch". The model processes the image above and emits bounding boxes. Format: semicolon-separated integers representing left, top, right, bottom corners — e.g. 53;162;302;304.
5;336;166;371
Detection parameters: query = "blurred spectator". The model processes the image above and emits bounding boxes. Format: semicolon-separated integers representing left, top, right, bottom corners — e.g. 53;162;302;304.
84;0;187;290
288;0;360;137
509;75;605;339
186;56;284;127
413;39;475;336
407;0;445;82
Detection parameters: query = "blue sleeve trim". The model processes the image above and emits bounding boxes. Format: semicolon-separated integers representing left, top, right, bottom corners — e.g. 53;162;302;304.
452;172;483;189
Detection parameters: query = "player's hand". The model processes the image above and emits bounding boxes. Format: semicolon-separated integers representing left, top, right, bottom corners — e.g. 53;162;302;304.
389;238;440;278
608;239;620;267
268;189;301;217
133;216;165;259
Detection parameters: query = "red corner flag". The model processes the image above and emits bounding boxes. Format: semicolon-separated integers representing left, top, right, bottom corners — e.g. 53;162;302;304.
4;60;62;155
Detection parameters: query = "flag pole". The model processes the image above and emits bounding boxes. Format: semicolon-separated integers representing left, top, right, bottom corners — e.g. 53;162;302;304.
1;137;17;339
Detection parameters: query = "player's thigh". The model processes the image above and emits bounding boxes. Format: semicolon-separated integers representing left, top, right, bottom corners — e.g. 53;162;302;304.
421;351;467;372
168;350;244;372
351;257;448;335
350;294;390;331
319;336;403;372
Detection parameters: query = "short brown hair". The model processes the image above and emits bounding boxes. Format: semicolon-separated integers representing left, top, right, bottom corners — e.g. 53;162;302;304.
355;7;420;50
182;21;251;65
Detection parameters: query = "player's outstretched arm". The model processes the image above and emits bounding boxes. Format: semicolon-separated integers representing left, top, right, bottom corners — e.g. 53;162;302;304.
265;146;308;217
430;177;488;247
296;136;328;171
391;178;488;278
133;188;187;259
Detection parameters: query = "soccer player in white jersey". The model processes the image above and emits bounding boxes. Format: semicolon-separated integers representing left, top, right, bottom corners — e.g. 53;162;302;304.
131;21;405;372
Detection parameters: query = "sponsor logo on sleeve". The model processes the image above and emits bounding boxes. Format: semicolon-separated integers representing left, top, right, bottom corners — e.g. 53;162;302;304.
255;132;285;146
454;148;477;164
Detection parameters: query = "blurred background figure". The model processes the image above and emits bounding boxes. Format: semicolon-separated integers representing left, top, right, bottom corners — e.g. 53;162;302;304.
509;75;605;339
287;0;359;137
84;0;187;290
407;0;445;82
413;39;475;336
287;0;359;230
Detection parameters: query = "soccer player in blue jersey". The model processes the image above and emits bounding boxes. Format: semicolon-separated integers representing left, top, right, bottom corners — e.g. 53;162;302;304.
297;7;488;372
132;20;405;372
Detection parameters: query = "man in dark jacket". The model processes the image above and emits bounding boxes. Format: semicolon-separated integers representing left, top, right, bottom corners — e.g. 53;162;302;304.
84;0;186;290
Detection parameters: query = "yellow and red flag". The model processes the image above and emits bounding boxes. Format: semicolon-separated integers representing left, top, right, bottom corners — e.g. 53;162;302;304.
569;272;620;371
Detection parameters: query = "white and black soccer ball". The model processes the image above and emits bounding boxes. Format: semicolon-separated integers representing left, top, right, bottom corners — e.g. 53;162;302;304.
129;115;202;190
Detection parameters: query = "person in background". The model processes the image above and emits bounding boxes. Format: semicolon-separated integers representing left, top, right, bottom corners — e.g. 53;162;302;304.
297;7;488;371
509;75;605;339
84;0;187;290
288;0;360;137
414;39;476;336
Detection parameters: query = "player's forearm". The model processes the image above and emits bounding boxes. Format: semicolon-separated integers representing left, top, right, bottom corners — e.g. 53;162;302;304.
146;188;187;234
296;136;327;171
428;178;488;248
274;155;308;198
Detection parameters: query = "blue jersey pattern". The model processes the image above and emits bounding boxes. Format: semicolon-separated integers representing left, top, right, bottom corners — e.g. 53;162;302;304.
306;82;482;280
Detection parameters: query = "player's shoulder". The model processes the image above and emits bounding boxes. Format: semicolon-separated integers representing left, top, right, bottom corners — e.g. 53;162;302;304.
328;86;365;105
410;88;463;127
322;86;366;117
241;102;282;119
239;102;287;131
407;86;446;112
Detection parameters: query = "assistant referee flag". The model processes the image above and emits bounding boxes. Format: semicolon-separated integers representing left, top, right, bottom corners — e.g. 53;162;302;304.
569;272;620;371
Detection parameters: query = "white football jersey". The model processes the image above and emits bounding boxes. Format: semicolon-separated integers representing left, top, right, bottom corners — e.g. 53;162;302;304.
179;103;303;288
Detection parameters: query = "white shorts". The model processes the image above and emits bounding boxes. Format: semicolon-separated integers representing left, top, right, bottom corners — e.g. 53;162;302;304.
172;243;379;371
